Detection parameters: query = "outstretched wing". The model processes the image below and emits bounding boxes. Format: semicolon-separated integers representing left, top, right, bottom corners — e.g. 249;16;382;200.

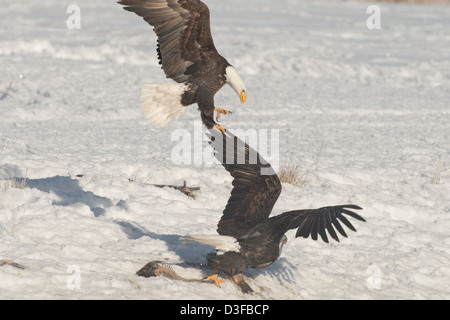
208;130;282;238
246;205;365;243
118;0;217;83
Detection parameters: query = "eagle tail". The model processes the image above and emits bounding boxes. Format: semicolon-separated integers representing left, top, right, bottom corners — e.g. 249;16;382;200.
141;82;187;127
181;234;240;254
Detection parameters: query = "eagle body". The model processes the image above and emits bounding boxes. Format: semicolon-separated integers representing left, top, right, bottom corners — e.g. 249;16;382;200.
187;130;366;289
238;234;287;270
180;56;230;128
194;232;286;273
118;0;247;129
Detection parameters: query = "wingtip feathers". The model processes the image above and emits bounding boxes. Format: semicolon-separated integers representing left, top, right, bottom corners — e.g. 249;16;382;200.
294;204;365;243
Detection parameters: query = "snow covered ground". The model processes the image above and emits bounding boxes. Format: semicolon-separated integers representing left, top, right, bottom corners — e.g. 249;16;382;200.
1;0;449;299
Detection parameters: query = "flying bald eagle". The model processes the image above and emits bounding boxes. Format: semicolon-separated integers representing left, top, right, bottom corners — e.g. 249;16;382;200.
186;130;366;292
118;0;247;132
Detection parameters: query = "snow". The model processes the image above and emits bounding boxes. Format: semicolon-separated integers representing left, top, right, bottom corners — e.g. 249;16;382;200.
1;0;449;300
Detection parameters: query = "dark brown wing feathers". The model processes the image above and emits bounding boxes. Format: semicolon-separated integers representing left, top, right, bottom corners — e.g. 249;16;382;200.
118;0;216;83
208;130;282;238
120;1;366;248
253;205;365;243
207;130;365;243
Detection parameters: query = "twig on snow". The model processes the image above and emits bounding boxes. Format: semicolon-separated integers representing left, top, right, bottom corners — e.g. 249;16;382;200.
0;259;27;270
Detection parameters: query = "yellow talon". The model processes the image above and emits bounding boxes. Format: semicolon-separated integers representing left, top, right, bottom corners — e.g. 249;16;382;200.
214;124;226;133
205;274;225;288
214;107;232;122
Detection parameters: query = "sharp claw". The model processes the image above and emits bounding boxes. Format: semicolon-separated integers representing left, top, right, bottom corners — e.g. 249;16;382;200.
214;124;226;133
214;108;232;122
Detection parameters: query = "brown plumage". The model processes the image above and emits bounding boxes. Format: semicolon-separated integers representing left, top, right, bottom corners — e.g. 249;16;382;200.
118;0;247;129
212;131;282;238
198;129;366;278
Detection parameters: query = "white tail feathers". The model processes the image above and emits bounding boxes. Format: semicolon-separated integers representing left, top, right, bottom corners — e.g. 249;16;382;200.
181;234;240;254
141;82;188;127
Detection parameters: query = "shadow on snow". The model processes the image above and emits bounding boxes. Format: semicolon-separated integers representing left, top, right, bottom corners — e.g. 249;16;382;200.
11;174;294;277
19;174;212;264
26;175;113;217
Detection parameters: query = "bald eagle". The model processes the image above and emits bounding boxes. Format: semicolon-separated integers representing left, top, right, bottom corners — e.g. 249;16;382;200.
118;0;247;132
186;130;366;292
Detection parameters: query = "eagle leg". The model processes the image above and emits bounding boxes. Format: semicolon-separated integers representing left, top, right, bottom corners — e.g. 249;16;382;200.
214;107;232;122
204;274;225;288
214;124;226;133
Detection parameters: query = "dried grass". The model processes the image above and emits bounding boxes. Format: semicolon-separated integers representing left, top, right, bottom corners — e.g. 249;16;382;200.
278;162;305;187
278;140;323;188
2;170;29;192
432;156;449;185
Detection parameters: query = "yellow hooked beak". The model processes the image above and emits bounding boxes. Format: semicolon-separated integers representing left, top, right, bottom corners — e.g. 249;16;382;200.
240;90;247;103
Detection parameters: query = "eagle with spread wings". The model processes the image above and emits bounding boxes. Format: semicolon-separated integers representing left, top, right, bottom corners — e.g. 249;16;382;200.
186;130;365;292
118;0;247;132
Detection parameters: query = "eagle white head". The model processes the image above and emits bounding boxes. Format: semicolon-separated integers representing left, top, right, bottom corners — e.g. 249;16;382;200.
225;66;247;104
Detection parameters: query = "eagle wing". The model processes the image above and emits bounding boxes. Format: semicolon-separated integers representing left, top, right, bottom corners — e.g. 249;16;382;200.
118;0;217;83
208;130;282;238
246;205;365;243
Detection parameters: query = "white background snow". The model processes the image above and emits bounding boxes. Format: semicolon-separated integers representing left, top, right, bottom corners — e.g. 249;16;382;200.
1;0;449;299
